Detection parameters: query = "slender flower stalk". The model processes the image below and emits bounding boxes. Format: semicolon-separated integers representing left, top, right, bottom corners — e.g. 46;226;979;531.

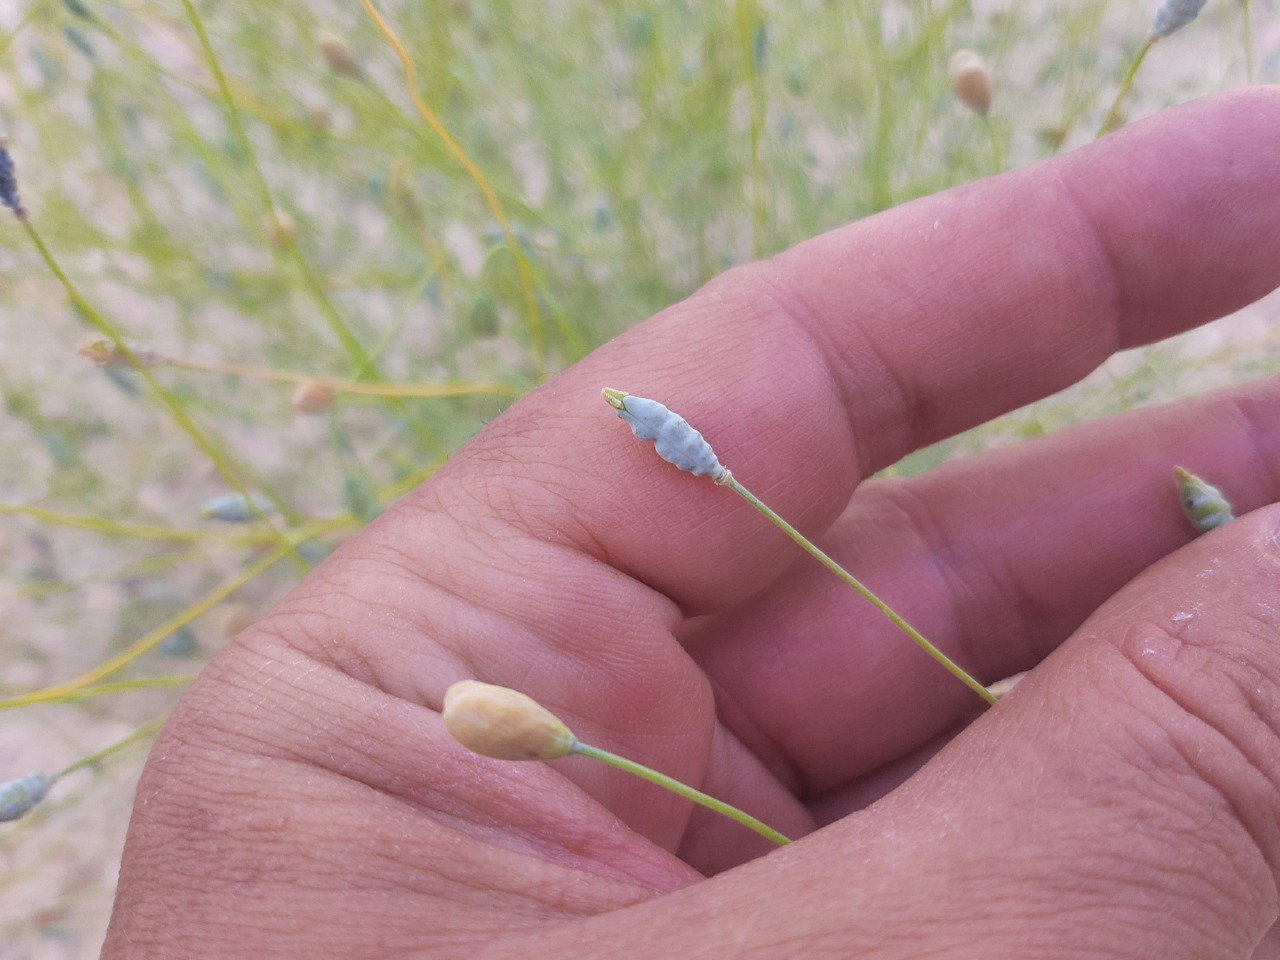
1;715;165;822
1099;0;1208;136
443;680;791;846
603;389;996;707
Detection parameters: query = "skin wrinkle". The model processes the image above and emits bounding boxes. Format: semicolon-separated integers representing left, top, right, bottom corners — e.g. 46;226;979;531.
290;517;720;852
721;263;882;486
228;651;695;895
692;376;1280;810
1113;616;1280;894
863;478;1028;681
1045;168;1126;356
1224;390;1280;503
1132;652;1280;885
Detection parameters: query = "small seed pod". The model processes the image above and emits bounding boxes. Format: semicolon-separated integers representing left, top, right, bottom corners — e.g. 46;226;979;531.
62;0;95;21
262;209;297;251
0;772;53;822
291;379;334;415
77;338;163;368
1173;466;1234;534
0;137;27;220
309;104;334;132
948;50;993;116
318;31;361;78
602;388;728;481
200;492;277;523
1149;0;1207;40
442;680;577;761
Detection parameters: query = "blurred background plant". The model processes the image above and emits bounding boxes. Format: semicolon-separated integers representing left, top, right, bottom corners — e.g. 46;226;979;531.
0;0;1275;954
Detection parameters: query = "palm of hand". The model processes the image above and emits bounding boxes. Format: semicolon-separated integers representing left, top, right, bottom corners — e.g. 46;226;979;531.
105;90;1280;959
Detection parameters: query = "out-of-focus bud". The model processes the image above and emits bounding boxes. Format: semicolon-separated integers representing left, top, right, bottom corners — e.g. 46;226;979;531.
948;49;993;116
291;379;335;415
262;209;296;250
318;31;361;78
77;338;163;368
1149;0;1207;41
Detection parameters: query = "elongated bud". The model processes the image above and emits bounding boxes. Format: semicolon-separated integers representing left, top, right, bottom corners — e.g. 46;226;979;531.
0;772;53;822
1173;466;1234;534
78;338;164;368
602;388;729;481
948;50;993;116
1149;0;1207;40
201;492;277;523
442;680;576;761
318;31;361;78
0;137;27;220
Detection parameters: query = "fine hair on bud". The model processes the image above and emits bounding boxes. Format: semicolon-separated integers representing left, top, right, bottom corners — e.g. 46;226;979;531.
948;50;993;116
442;680;576;761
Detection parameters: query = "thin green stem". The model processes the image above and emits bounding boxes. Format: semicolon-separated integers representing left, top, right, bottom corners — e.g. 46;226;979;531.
20;219;298;556
48;675;198;706
1097;38;1152;137
982;114;1002;174
570;741;790;846
180;0;442;456
361;0;546;373
1242;0;1254;83
735;0;766;259
0;518;342;710
54;714;168;780
726;476;997;706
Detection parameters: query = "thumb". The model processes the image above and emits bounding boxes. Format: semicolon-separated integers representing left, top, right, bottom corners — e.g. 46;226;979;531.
517;506;1280;958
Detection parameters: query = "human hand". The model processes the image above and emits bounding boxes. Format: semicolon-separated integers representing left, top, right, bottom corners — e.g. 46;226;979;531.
103;88;1280;959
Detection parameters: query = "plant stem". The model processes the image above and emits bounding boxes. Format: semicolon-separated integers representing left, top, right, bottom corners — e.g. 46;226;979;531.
725;476;997;707
1098;38;1152;137
55;714;168;780
570;741;791;846
982;114;1003;174
21;220;298;555
361;0;546;372
1242;0;1254;83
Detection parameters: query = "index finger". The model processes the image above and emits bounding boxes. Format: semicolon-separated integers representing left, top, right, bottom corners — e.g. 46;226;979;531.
430;87;1280;613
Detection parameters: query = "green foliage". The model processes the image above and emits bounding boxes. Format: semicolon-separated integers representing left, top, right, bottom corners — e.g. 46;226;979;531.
0;0;1268;951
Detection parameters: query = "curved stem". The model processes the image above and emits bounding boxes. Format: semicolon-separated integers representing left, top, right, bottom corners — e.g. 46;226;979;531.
570;741;790;846
1098;38;1152;137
